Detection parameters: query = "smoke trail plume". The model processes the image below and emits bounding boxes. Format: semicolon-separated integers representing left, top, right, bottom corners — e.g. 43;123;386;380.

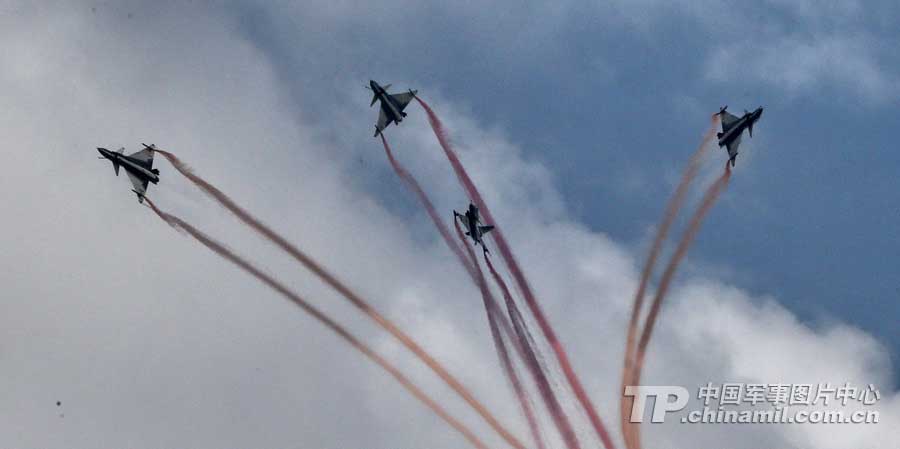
417;97;616;449
620;116;720;449
382;135;546;449
142;198;488;449
380;135;474;277
480;273;547;449
455;218;560;449
153;148;526;449
489;308;547;449
386;131;580;449
629;162;732;449
484;252;581;449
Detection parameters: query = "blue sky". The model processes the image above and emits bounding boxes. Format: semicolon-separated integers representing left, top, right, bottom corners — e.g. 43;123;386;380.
1;2;897;447
235;1;900;377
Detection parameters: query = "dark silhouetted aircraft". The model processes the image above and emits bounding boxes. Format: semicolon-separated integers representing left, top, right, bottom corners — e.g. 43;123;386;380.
368;80;417;137
97;143;159;203
716;105;763;166
454;203;494;253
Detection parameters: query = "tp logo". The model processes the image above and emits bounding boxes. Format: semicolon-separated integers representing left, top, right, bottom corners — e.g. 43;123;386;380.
624;386;689;423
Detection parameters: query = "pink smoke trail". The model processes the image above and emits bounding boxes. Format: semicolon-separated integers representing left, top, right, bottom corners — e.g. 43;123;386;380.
620;115;719;449
380;135;546;449
483;281;548;449
384;130;581;449
417;97;616;449
456;218;575;449
629;162;732;449
142;197;488;449
153;148;526;449
484;252;581;449
380;135;474;277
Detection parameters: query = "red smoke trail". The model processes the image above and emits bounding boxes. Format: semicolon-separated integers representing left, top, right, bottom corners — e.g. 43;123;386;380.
382;134;545;448
491;312;548;449
153;149;526;449
484;252;581;449
384;130;582;449
620;116;719;449
453;219;559;449
482;278;548;449
629;162;732;449
417;97;616;449
381;134;545;449
380;135;474;277
485;256;548;386
142;198;488;449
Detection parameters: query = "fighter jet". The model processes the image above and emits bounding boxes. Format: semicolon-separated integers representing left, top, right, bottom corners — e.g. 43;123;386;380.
367;80;417;137
454;203;495;253
97;143;160;203
716;105;763;166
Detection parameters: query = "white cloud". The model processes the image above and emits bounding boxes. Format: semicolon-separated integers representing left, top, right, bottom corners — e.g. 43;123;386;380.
594;0;899;102
706;34;897;102
0;2;894;449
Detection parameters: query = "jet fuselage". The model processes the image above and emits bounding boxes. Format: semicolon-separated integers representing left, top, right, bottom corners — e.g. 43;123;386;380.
370;80;406;125
462;204;485;244
97;147;159;184
717;107;764;148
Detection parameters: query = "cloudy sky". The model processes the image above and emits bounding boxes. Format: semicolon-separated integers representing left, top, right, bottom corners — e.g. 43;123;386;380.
0;1;896;448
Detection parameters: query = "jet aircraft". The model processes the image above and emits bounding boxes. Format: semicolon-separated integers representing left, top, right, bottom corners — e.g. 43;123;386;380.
97;143;159;203
454;203;494;253
716;105;763;166
367;80;417;137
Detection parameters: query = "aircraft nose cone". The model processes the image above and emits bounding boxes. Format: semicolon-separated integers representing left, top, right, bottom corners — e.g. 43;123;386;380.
97;147;107;155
